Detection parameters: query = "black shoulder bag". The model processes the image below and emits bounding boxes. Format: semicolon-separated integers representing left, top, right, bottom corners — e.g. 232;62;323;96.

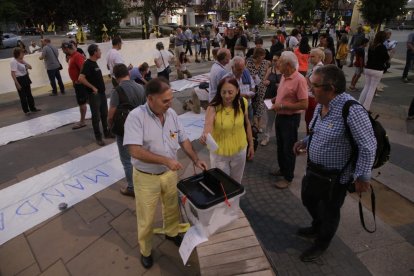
111;86;135;137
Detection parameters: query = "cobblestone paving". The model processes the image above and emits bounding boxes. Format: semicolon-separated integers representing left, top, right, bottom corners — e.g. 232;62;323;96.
240;138;371;276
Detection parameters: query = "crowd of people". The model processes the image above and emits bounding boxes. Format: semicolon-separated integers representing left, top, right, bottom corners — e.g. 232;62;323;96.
7;21;414;267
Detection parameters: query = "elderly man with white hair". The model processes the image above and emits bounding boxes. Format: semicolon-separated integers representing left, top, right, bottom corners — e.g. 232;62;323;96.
271;51;308;189
223;56;256;120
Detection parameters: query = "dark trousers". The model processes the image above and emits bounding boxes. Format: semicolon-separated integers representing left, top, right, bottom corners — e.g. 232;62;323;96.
275;114;300;182
157;68;170;81
409;97;414;117
17;85;36;113
47;68;65;94
185;40;193;56
402;49;413;78
16;75;36;113
312;33;319;47
88;92;108;140
301;178;348;248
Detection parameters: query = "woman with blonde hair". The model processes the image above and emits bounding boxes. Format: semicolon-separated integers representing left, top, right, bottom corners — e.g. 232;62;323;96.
246;47;270;131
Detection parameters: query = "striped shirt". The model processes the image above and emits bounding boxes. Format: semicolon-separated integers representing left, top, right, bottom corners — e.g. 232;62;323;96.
307;93;376;184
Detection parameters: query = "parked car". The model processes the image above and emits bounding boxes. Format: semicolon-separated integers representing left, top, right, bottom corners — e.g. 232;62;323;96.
2;33;22;48
66;26;90;38
20;27;42;35
160;23;179;30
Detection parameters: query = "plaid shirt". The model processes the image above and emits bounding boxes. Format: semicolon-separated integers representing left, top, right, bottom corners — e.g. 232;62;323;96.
306;93;376;184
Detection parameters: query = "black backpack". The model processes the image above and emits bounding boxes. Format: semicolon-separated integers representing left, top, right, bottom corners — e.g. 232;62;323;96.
111;86;135;137
342;100;391;169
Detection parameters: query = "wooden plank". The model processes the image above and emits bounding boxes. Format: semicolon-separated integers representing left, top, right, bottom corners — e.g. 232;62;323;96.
234;269;275;276
201;257;270;276
198;226;254;247
216;217;251;233
197;236;259;258
199;245;265;268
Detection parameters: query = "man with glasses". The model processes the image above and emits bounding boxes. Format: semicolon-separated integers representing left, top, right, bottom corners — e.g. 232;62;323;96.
293;65;376;262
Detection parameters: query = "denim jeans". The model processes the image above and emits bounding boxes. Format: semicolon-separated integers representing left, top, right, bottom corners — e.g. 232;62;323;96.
88;92;108;139
47;68;65;94
116;135;133;191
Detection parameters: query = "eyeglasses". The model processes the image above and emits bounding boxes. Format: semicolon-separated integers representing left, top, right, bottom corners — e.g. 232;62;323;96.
310;83;331;88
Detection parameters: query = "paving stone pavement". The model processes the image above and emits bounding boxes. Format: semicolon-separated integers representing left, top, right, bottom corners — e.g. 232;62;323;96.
2;41;414;275
241;137;372;276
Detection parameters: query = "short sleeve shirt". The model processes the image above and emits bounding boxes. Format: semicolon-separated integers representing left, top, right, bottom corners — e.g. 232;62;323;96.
129;67;143;83
10;59;27;77
109;80;146;108
123;104;188;174
41;45;60;70
80;59;106;94
276;71;308;115
154;50;173;72
106;49;124;77
68;51;85;82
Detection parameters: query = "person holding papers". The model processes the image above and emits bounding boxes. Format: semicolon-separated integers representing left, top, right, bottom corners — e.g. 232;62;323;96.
200;77;254;184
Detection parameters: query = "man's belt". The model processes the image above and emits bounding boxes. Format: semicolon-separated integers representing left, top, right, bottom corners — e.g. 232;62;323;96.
136;169;167;176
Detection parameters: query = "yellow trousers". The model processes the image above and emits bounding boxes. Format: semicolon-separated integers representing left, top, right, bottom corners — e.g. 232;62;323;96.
133;169;179;257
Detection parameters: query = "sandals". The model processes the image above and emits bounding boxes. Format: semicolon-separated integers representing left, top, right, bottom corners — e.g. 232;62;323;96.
72;122;86;130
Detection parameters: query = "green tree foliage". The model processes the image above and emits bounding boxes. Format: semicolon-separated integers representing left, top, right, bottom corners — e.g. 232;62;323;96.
0;0;21;23
359;0;407;27
246;0;265;26
292;0;316;24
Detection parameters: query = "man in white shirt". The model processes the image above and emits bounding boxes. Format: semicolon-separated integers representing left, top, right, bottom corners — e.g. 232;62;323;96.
208;48;231;102
106;36;124;87
29;41;41;54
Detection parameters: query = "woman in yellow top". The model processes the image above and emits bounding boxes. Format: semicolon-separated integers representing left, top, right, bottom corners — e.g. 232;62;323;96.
335;35;349;69
200;77;254;183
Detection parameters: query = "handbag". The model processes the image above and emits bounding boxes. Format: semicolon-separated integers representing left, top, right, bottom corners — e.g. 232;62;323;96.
159;50;171;74
303;113;352;200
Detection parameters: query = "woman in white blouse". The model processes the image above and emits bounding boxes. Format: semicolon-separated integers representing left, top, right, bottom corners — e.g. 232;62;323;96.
10;47;40;115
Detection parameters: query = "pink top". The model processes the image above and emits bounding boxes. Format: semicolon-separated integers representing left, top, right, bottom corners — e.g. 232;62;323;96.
276;71;308;115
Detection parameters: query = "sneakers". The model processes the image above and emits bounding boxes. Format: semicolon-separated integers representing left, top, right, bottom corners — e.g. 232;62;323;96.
275;179;291;189
260;137;269;146
120;186;135;197
300;244;327;262
296;226;317;239
403;77;412;83
141;254;153;269
165;235;183;247
96;139;105;146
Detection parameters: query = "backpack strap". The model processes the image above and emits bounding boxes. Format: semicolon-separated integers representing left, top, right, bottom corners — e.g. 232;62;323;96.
115;85;129;106
342;99;376;233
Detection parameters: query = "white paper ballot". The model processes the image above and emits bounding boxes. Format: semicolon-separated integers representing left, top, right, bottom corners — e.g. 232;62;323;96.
264;99;273;110
206;133;219;152
179;225;208;265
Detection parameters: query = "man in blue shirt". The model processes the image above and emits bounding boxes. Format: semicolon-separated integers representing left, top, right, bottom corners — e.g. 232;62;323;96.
294;65;376;262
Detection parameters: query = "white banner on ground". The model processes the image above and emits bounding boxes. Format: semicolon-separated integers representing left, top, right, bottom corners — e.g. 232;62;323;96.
0;110;205;245
0;74;210;146
0;105;92;146
0;143;123;245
